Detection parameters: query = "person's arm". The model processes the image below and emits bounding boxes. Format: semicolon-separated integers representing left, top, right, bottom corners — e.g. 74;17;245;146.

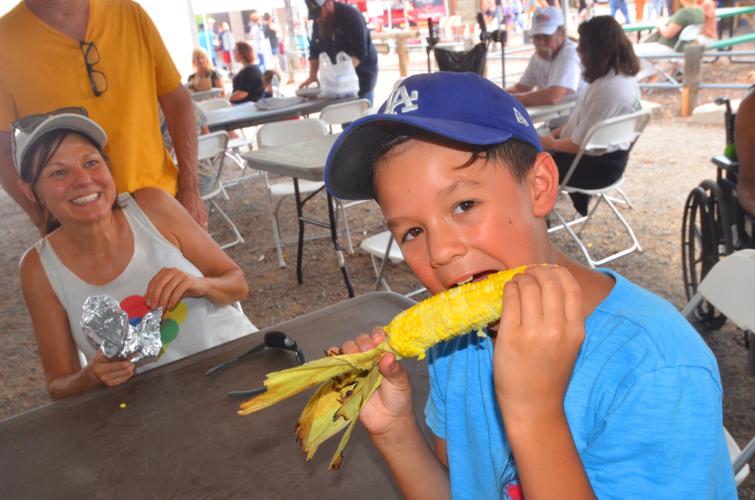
19;248;135;399
343;6;369;68
0;132;44;229
211;71;226;97
342;328;451;500
158;84;207;228
513;86;572;107
495;266;595;498
657;21;682;38
134;188;249;310
300;58;320;88
506;82;533;94
736;92;755;217
540;133;581;154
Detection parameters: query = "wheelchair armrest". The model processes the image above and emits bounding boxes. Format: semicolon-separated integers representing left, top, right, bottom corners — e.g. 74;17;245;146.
712;154;739;173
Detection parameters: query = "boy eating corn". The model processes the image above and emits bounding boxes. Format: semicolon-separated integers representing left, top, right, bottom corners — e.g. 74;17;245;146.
324;72;736;498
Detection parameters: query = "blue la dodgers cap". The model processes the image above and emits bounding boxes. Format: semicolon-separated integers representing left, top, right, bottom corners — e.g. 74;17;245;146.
324;71;543;200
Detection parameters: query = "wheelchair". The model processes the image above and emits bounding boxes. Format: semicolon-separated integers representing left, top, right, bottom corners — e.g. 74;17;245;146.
681;97;755;371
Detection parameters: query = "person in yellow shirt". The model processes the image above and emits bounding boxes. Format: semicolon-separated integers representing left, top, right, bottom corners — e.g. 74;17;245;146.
0;0;207;231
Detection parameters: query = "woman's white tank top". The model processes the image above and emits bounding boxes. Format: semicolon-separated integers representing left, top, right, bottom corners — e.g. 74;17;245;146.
34;193;256;371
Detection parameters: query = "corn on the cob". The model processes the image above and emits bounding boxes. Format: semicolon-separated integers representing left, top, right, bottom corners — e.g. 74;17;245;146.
238;266;527;469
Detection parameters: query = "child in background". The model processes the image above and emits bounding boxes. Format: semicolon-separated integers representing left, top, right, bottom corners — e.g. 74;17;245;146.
324;72;736;498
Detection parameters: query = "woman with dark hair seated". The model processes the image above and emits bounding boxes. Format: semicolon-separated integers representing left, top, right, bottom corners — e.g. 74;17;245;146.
15;109;256;399
540;15;641;215
230;41;265;104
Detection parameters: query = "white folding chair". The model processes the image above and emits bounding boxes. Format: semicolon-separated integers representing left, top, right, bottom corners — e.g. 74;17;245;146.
319;98;370;133
198;131;244;249
680;249;755;487
548;109;651;268
360;230;426;298
256;118;333;268
195;98;257;187
319;98;372;252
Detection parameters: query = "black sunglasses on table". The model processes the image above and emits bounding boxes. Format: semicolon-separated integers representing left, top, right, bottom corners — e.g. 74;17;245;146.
206;331;306;398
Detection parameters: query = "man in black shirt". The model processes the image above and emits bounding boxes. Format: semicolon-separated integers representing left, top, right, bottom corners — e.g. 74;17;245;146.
299;0;378;104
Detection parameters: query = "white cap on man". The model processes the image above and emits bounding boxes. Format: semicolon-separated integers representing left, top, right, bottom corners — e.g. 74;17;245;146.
530;7;564;36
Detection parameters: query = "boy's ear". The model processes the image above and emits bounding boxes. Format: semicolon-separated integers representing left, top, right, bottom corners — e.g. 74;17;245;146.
527;152;559;217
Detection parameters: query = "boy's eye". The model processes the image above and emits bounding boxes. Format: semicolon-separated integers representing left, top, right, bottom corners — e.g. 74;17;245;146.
453;200;476;214
401;227;422;243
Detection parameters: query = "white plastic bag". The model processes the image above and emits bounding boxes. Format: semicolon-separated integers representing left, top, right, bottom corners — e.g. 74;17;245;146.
318;51;359;99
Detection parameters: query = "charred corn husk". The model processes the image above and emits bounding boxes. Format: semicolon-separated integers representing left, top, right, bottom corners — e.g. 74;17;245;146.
239;266;527;469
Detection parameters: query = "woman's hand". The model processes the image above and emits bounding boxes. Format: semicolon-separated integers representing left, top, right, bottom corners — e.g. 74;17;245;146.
493;266;585;426
539;134;556;151
89;350;135;387
144;267;206;310
336;327;415;439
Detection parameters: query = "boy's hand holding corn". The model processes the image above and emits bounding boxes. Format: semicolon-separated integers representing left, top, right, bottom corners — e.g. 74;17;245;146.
494;265;586;426
338;327;414;441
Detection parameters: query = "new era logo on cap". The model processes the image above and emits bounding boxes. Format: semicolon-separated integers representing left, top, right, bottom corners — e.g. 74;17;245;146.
514;107;530;127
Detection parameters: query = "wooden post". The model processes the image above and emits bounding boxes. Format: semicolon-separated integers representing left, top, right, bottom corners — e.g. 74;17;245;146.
397;35;409;77
681;44;703;117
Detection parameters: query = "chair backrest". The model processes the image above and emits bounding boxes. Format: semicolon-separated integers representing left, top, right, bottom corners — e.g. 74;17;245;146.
319;99;370;128
197;131;229;198
256;117;328;148
195;98;231;113
561;109;651;187
684;249;755;332
674;24;703;50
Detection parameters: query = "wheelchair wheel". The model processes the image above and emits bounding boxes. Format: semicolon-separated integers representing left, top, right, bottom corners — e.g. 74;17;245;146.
681;184;728;330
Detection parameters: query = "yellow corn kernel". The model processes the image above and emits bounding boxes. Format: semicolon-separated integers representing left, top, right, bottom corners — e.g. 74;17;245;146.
385;266;527;359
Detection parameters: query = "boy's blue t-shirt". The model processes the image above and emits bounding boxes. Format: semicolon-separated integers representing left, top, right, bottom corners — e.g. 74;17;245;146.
424;271;737;499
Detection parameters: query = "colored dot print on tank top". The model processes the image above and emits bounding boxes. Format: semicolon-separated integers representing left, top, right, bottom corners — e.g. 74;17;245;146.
119;295;188;350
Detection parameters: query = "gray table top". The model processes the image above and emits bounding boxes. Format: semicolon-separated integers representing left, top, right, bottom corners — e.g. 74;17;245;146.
0;292;424;499
242;134;340;182
205;97;352;132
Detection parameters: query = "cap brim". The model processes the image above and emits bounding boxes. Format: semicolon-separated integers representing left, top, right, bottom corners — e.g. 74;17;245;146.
531;24;558;36
325;113;519;200
14;114;108;173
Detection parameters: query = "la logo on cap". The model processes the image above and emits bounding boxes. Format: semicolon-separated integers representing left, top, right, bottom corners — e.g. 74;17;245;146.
384;85;418;115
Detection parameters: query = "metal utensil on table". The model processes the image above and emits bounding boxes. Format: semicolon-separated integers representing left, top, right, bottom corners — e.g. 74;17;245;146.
205;330;305;397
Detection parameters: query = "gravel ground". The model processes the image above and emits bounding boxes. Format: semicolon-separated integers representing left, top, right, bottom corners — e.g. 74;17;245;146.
0;52;753;496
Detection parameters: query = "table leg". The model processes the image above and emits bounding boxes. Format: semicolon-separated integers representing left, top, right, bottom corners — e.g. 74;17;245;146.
294;178;305;285
327;194;354;298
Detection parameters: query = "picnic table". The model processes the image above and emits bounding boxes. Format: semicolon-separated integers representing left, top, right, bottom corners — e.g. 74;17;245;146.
204;96;355;132
0;292;423;499
623;5;755;40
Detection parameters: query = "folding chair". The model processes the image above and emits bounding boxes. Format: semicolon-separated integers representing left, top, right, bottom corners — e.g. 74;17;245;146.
198;131;244;249
195;98;256;186
548;109;651;268
319;99;370;133
257;118;342;268
360;230;426;298
318;98;373;254
680;249;755;487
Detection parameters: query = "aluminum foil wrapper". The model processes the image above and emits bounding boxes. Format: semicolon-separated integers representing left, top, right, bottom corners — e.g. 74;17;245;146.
81;295;163;363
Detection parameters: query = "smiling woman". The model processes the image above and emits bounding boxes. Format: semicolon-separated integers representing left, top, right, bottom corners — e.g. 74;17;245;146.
13;108;257;400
